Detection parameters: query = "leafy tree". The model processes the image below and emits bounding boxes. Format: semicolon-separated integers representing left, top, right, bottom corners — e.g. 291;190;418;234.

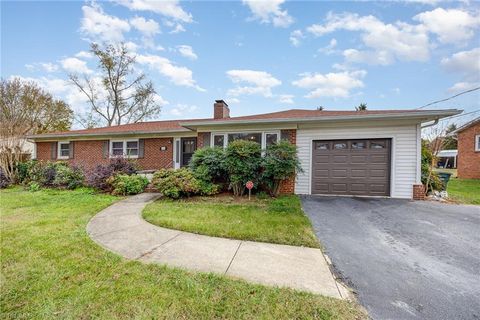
70;43;161;127
262;140;302;196
442;123;457;150
0;78;73;180
224;140;262;196
356;103;367;111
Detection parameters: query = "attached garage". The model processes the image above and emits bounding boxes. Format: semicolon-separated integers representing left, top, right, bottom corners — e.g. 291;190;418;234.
311;139;391;196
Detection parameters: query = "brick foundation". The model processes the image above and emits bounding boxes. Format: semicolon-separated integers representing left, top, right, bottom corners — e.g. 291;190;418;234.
412;184;425;200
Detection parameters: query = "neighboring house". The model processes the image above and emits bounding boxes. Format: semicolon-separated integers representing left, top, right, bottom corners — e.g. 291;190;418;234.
0;137;34;160
454;117;480;179
28;100;460;199
436;149;457;169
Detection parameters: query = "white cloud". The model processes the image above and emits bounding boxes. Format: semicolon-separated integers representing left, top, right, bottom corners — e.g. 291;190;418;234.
114;0;193;23
25;62;59;73
75;51;93;59
130;16;160;37
169;104;198;117
136;54;204;91
169;23;186;34
176;45;197;60
278;94;294;104
414;8;479;44
307;12;430;65
289;30;304;47
226;69;281;97
80;3;130;42
228;98;240;104
342;49;395;66
318;38;337;55
153;94;169;107
292;70;367;98
441;47;480;93
243;0;294;28
60;57;92;74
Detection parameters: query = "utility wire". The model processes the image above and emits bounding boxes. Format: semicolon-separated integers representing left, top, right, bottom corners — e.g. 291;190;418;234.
416;86;480;109
438;109;480;122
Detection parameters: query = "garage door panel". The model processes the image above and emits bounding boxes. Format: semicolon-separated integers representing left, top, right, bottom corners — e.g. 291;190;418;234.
312;139;390;196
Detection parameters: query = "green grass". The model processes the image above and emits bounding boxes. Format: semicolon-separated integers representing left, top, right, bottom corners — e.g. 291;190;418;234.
0;187;365;319
143;195;320;248
447;179;480;205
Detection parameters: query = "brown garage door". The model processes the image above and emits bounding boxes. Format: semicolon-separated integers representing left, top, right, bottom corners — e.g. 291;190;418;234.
311;139;391;196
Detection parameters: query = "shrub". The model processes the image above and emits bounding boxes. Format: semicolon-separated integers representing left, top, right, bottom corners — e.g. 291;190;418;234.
152;168;200;199
262;140;302;196
109;174;149;195
27;181;41;192
224;140;262;196
190;147;227;183
421;140;443;193
53;164;85;189
0;167;11;189
15;161;30;184
86;158;138;191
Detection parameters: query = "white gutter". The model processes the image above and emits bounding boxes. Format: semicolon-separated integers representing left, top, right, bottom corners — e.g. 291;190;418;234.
421;119;439;129
27;128;193;140
180;109;462;128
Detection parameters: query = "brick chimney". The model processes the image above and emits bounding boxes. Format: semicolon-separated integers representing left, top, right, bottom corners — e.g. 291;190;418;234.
213;100;230;119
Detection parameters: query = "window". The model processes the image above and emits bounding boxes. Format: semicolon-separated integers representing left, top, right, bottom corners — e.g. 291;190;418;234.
213;135;225;148
265;133;278;147
228;132;262;144
333;142;347;149
315;142;329;150
370;141;386;149
58;142;70;159
111;141;124;156
126;141;139;156
110;140;139;158
351;141;366;149
476;135;480;152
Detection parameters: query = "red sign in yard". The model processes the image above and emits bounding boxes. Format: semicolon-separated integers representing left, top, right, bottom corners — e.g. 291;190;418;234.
246;181;254;190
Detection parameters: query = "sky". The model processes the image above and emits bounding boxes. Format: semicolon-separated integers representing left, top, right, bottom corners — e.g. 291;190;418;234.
1;0;479;128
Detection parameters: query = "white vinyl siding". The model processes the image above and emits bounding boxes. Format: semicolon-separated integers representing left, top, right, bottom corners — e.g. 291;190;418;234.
295;123;420;199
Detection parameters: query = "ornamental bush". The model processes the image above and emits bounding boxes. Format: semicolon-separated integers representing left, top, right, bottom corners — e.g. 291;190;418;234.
53;164;85;189
224;140;262;196
109;174;149;196
262;140;302;196
152;168;200;199
189;147;227;184
86;158;138;191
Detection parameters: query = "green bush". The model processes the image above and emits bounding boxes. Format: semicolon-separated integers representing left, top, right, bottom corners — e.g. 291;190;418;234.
190;147;227;183
262;140;302;196
109;174;149;196
53;164;85;189
152;168;200;199
224;140;262;196
27;181;41;192
421;140;443;193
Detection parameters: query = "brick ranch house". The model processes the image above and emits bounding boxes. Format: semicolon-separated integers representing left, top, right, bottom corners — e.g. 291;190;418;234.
454;117;480;179
28;100;460;199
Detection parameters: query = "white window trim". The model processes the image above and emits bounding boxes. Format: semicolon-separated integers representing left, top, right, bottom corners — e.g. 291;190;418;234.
476;134;480;152
109;139;139;159
210;130;280;149
57;141;70;159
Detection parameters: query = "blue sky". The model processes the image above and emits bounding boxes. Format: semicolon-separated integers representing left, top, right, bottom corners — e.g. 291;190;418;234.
2;0;479;127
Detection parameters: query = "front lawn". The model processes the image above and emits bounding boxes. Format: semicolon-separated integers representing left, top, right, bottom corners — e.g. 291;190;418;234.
447;179;480;205
0;187;365;319
143;195;320;248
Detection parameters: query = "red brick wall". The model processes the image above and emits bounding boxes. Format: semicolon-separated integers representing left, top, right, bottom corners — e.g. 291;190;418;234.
35;138;174;171
412;184;425;200
457;122;480;179
279;129;297;194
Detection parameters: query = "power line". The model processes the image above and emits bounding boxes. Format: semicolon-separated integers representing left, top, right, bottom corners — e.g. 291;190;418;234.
416;86;480;109
438;109;480;122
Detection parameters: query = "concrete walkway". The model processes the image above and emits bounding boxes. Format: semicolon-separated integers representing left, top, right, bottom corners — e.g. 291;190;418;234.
87;193;346;298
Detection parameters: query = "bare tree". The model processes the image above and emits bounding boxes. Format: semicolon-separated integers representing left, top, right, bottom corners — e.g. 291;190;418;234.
70;43;161;127
0;78;73;180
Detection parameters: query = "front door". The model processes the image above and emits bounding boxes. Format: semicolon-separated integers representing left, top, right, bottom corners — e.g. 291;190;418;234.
181;138;196;167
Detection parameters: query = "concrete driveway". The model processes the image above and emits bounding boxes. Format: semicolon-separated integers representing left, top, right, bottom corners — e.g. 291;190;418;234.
301;196;480;320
